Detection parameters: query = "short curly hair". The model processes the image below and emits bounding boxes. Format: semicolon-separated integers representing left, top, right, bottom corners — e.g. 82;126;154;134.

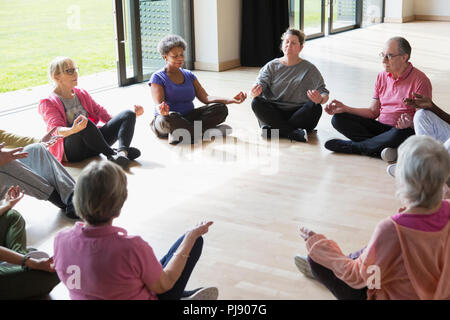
157;34;187;56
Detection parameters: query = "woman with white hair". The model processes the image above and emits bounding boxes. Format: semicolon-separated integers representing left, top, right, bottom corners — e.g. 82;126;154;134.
294;135;450;300
53;160;218;300
39;57;143;169
149;34;247;144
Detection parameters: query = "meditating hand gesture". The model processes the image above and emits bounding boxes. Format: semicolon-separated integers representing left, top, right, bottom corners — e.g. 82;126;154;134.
229;91;247;104
0;185;25;216
325;99;348;115
396;113;413;129
307;90;323;104
40;127;63;148
250;84;263;98
0;144;28;166
157;101;170;116
404;92;434;110
299;227;316;241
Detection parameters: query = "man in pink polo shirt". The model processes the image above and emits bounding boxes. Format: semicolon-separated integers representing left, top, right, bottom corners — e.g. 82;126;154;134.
323;37;432;161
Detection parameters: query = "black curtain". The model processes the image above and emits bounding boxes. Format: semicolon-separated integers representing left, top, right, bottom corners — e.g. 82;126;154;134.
240;0;289;67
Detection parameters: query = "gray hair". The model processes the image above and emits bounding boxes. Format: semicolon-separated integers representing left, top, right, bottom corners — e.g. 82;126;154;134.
74;160;128;225
396;135;450;209
157;34;187;56
389;37;412;61
48;56;74;84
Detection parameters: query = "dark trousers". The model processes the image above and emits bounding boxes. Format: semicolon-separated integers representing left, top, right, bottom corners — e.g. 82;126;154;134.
308;248;368;300
331;113;415;157
251;97;323;137
152;103;228;142
0;210;60;299
157;235;203;300
64;110;136;162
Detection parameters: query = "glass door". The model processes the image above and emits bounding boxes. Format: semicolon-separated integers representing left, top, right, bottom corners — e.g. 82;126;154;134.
289;0;325;40
329;0;362;34
302;0;326;39
114;0;193;87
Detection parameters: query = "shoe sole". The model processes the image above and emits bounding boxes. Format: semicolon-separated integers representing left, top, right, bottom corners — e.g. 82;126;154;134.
294;256;315;279
381;148;397;163
181;287;219;300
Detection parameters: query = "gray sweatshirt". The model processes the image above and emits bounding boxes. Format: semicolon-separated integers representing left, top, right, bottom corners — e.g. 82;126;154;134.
256;58;329;110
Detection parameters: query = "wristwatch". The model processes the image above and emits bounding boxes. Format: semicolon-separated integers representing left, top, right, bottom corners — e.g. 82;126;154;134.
21;253;31;270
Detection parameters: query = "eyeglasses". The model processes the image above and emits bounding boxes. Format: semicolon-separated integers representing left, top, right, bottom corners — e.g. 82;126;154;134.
379;52;403;60
64;67;79;75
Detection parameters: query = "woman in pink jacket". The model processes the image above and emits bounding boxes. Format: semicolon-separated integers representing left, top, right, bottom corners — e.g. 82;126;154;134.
39;57;143;169
295;135;450;300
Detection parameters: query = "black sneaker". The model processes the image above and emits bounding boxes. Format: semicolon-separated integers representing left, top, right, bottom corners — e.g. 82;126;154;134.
107;153;130;169
324;139;355;154
126;147;141;160
287;129;308;142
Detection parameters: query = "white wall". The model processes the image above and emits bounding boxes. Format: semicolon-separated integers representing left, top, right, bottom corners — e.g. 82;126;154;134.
193;0;241;71
384;0;414;21
414;0;450;16
217;0;241;64
193;0;219;66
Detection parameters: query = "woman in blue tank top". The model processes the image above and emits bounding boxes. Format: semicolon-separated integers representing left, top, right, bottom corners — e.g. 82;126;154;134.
149;35;247;144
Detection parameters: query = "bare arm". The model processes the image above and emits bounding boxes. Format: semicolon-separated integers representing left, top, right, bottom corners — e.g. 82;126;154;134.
325;99;380;119
56;115;88;138
193;79;246;105
150;83;169;116
146;221;213;294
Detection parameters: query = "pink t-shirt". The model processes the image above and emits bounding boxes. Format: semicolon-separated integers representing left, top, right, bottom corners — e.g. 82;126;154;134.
374;63;432;127
392;200;450;232
53;222;163;300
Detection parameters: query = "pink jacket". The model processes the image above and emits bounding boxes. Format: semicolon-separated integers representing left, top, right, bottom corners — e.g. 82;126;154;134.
38;87;112;162
306;201;450;300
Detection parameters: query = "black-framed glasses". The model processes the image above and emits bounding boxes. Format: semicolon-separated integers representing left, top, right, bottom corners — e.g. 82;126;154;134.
64;67;79;75
379;52;402;60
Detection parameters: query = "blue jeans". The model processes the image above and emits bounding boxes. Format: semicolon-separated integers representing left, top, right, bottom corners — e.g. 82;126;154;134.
157;235;203;300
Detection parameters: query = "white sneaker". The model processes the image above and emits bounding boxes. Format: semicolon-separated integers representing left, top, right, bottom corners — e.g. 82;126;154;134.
381;148;397;163
386;164;396;178
181;287;219;300
294;255;315;279
26;251;50;260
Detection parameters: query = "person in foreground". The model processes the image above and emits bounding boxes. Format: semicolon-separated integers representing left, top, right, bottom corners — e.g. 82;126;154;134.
53;160;218;300
0;128;77;219
251;28;329;142
324;37;432;162
39;56;143;169
149;34;247;144
0;186;59;299
295;135;450;300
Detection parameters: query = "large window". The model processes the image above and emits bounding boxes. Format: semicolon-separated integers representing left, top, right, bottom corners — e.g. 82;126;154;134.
114;0;193;86
0;0;115;93
289;0;384;40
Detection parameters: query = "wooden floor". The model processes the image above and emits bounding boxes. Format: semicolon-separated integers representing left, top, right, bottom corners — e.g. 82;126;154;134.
2;21;450;300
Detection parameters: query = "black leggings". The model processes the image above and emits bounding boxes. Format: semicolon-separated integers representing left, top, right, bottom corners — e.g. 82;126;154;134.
251;96;323;137
64;110;136;162
308;248;368;300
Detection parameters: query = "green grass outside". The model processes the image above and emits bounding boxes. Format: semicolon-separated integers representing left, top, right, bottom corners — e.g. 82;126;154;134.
0;0;115;93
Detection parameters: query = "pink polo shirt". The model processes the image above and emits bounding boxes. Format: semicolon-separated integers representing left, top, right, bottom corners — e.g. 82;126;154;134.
53;222;163;300
374;63;432;127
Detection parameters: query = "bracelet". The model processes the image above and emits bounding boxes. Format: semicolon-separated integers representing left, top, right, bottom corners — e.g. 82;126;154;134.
21;253;31;270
